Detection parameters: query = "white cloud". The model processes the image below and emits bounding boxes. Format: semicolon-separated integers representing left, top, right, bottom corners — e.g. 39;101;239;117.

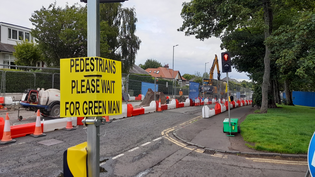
0;0;249;80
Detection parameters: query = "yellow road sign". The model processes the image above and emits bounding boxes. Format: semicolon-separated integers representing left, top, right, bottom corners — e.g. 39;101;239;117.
60;57;122;117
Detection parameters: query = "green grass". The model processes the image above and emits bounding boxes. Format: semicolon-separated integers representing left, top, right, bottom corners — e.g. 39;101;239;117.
241;105;315;154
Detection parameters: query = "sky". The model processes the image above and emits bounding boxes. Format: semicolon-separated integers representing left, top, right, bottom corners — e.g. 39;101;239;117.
0;0;250;81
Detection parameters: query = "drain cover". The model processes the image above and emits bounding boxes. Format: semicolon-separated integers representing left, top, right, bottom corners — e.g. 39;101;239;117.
38;139;63;146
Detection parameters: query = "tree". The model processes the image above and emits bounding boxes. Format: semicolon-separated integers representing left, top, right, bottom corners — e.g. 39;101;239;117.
140;59;162;70
30;3;87;66
30;3;141;72
178;0;315;112
99;4;141;73
202;72;209;79
13;40;42;66
267;11;315;104
182;73;194;81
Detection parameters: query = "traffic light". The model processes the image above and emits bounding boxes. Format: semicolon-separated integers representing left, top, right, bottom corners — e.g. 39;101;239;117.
221;52;232;73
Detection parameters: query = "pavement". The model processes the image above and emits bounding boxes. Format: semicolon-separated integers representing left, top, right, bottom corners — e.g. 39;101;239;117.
172;105;307;159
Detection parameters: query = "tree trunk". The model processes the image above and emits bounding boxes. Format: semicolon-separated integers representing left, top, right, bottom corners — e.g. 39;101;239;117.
284;79;294;105
274;80;281;104
268;80;277;108
260;0;272;113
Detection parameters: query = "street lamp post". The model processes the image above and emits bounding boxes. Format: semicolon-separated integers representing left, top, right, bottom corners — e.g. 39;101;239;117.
172;44;178;99
204;62;209;96
203;62;209;118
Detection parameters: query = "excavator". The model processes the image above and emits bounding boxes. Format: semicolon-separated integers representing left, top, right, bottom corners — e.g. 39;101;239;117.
203;54;221;94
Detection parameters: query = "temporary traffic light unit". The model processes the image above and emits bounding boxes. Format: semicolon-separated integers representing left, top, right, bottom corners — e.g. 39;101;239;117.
63;142;88;177
221;52;232;73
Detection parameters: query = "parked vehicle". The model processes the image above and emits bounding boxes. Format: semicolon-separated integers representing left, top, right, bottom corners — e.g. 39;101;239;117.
20;88;60;117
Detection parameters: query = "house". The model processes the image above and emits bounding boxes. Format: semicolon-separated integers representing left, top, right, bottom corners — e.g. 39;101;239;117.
145;65;187;87
0;22;40;68
129;64;149;75
221;77;239;84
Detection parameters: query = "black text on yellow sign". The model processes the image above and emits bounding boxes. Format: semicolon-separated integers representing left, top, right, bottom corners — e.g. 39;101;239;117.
60;57;122;117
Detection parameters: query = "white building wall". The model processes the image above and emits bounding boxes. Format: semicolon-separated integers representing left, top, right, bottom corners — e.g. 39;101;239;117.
0;23;33;45
0;53;3;65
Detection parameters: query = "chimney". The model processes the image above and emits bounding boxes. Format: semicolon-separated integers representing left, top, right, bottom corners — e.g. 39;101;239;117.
164;64;169;68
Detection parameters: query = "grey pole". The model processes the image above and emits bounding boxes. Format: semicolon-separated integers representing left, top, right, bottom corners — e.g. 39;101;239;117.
227;72;231;127
154;77;156;101
203;62;208;117
204;62;209;98
126;74;129;104
87;0;101;176
172;44;178;99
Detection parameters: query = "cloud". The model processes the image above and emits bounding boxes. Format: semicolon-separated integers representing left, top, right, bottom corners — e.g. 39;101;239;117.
0;0;249;80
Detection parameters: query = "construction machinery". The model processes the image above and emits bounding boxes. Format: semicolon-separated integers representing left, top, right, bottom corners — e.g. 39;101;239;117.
203;54;221;94
20;88;60;117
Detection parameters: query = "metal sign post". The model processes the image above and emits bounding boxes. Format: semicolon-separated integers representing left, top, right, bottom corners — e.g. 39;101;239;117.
227;73;231;130
87;0;101;176
60;0;125;176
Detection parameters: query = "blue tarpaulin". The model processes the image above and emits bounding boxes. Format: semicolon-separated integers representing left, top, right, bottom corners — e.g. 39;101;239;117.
283;91;315;107
189;81;199;100
141;82;158;96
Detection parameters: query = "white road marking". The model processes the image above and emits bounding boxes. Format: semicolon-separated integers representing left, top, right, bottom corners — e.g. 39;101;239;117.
153;137;162;141
113;153;124;160
141;142;151;147
246;158;307;166
128;147;139;152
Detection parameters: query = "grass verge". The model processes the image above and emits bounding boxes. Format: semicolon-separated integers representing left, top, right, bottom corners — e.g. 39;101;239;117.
241;105;315;154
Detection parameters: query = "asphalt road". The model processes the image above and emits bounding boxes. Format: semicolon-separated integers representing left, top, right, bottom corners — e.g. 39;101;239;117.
0;105;308;177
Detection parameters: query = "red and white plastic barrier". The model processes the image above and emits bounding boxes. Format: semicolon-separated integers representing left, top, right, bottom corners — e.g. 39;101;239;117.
43;117;77;132
128;94;144;101
184;98;190;107
221;104;226;112
167;99;176;109
202;106;215;118
1;97;254;142
143;101;156;114
109;104;128;119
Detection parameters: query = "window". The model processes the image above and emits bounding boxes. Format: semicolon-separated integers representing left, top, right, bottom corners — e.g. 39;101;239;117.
12;30;17;39
153;71;156;73
19;31;24;40
8;28;11;38
157;71;160;74
25;32;30;41
149;71;151;73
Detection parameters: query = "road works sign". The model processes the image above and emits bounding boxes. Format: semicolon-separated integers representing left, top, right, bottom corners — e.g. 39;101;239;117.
308;132;315;177
60;57;122;117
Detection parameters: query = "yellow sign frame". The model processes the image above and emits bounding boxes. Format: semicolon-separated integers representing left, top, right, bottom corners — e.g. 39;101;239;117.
60;57;122;117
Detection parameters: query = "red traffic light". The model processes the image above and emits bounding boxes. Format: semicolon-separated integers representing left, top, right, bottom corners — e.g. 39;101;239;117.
224;54;229;61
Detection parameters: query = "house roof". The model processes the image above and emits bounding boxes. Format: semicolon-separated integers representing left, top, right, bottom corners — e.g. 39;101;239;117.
0;43;15;53
222;77;239;83
129;65;149;75
0;22;32;31
145;67;182;80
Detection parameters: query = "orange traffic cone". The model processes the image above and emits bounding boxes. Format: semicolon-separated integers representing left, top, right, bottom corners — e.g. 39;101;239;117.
0;113;16;145
30;110;46;138
102;116;111;123
158;99;162;112
65;117;76;131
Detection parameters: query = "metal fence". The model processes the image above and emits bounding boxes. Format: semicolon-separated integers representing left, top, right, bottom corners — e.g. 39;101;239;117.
201;79;253;100
0;65;252;101
0;69;60;97
123;73;189;98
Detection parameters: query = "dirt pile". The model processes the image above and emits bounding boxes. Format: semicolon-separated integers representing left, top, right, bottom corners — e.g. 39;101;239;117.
175;96;186;102
139;88;166;107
